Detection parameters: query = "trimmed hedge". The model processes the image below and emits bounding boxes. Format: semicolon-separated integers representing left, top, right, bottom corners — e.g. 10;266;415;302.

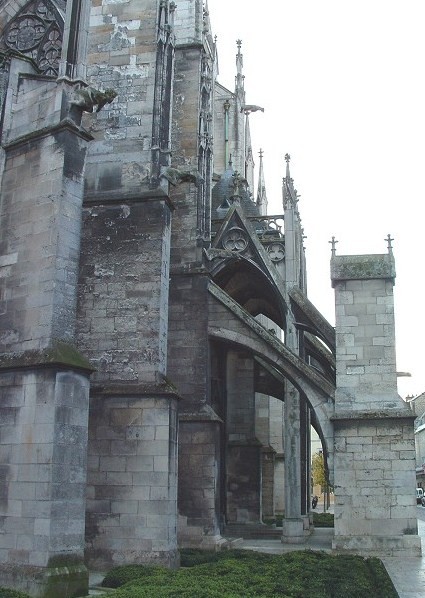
313;512;334;527
100;549;398;598
0;589;31;598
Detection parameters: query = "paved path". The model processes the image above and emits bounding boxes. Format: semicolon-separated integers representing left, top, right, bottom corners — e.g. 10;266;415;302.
381;518;425;598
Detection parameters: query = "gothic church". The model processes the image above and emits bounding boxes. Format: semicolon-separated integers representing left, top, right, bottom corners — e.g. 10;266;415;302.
0;1;420;596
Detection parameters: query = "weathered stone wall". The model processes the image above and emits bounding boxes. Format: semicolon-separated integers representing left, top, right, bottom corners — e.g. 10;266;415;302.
332;254;398;409
85;394;178;568
0;369;89;567
167;273;210;403
0;73;89;354
213;82;245;176
172;0;203;45
84;0;161;195
77;200;171;384
177;420;222;547
77;0;180;568
333;417;418;551
213;84;231;173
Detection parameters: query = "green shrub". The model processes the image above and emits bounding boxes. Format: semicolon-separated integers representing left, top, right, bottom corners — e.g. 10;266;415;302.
0;589;31;598
101;564;171;588
100;549;398;598
263;515;284;527
313;512;334;527
179;549;220;567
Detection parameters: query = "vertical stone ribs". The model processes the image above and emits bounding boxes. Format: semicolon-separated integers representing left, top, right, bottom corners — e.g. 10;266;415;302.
151;0;175;179
65;0;82;77
197;53;213;242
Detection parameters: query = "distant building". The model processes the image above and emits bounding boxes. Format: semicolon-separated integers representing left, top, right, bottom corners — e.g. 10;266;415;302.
409;394;425;488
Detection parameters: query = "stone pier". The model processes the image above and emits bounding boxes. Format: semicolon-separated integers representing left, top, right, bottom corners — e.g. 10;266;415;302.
331;248;421;556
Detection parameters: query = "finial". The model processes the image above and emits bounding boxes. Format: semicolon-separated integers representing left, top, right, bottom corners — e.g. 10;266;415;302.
329;236;338;256
214;35;217;44
259;148;263;159
386;233;394;253
236;39;242;51
284;153;291;179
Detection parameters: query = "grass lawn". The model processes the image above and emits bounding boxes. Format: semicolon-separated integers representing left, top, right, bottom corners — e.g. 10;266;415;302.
94;548;398;598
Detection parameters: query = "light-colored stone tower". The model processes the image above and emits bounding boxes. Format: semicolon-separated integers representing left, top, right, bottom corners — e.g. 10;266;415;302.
331;240;421;555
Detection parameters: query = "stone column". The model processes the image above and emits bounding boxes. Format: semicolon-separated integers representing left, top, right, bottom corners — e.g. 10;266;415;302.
331;248;421;556
226;350;262;523
261;446;276;519
177;416;223;549
85;391;179;569
281;170;308;541
281;383;305;542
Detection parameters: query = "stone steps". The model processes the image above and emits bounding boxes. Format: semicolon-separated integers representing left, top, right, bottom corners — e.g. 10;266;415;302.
224;524;283;540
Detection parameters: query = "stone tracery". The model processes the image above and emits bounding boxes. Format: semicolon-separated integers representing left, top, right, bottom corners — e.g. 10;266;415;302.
1;0;65;76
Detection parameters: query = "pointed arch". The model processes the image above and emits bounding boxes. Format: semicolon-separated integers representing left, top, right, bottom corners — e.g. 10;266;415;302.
212;255;286;329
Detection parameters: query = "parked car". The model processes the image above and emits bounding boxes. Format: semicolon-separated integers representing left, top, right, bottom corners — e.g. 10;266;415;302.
416;488;424;504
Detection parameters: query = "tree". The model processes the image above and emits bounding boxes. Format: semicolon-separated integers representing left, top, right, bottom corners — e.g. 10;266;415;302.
312;451;333;511
312;451;327;489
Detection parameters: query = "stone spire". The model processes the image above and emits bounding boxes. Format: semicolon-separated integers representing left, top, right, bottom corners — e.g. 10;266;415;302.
282;152;297;209
256;149;268;215
202;1;214;49
283;153;307;291
244;114;254;192
235;39;245;100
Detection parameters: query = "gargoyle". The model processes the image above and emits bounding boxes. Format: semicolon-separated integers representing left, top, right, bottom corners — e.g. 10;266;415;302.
240;104;265;114
70;87;117;113
162;167;204;188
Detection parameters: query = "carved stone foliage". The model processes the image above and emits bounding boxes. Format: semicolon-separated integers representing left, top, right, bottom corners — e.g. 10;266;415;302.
1;0;65;76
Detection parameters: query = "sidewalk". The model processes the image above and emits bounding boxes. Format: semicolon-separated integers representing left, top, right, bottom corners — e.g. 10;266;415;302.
381;519;425;598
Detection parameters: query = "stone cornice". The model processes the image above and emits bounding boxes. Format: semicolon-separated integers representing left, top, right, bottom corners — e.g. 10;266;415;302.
331;253;396;286
0;341;94;374
2;117;93;150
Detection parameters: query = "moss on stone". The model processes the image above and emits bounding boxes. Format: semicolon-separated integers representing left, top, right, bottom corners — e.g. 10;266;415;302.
0;340;94;373
46;555;84;568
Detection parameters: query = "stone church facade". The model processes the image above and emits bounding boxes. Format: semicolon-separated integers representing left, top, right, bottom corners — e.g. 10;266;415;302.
0;1;420;596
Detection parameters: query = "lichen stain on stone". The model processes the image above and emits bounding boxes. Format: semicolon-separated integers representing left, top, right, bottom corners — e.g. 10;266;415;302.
120;205;131;218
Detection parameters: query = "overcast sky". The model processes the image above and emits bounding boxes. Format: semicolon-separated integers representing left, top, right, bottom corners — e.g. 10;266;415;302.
209;0;425;398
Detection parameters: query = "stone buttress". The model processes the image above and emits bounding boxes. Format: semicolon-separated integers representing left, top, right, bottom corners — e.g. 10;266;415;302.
331;244;421;556
0;0;93;595
77;0;179;569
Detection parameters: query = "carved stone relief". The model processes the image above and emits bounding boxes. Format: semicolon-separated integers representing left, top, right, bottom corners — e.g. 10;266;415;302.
222;228;248;252
267;242;285;262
